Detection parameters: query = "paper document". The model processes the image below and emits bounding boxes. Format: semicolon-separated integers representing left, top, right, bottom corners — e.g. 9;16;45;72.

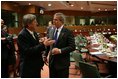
90;52;103;55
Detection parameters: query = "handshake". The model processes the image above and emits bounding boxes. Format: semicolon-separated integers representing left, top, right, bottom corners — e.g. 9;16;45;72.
39;37;55;46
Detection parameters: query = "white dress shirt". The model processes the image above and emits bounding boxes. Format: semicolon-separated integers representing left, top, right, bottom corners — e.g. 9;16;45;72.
26;28;36;39
54;25;64;40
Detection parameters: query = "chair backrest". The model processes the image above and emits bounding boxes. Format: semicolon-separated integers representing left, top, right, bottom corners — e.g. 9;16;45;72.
79;61;101;78
72;52;83;67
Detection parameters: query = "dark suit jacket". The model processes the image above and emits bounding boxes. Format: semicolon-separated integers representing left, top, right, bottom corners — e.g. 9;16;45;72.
1;29;10;61
17;28;45;76
47;27;75;70
1;29;16;77
1;29;15;65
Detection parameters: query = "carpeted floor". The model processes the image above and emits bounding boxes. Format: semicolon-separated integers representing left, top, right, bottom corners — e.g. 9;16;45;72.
12;61;109;78
41;62;82;78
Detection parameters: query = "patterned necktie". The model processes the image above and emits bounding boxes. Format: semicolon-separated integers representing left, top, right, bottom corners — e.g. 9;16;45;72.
54;29;58;43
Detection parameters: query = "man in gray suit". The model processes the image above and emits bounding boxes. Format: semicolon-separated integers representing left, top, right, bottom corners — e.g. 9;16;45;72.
43;13;75;78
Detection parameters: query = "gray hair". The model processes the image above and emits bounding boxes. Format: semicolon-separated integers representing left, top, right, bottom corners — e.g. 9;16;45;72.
23;14;36;27
54;13;65;24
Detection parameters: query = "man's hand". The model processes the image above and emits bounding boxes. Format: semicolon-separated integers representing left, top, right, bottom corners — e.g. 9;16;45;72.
1;37;6;40
52;48;61;55
43;37;55;46
39;37;45;42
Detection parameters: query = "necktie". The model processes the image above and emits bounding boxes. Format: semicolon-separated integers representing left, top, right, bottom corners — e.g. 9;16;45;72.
54;29;58;43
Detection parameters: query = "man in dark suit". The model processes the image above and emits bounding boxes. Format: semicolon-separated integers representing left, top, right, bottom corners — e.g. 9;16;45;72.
44;13;75;78
17;14;55;78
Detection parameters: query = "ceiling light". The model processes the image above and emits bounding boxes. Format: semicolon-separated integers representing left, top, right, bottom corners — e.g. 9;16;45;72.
28;3;31;5
81;7;83;10
114;8;116;10
70;4;74;7
98;8;101;11
105;9;107;11
48;3;52;7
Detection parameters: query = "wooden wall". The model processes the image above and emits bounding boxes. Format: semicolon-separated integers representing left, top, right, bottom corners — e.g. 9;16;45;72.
44;10;117;16
1;1;20;12
8;26;117;37
8;27;47;36
65;26;117;36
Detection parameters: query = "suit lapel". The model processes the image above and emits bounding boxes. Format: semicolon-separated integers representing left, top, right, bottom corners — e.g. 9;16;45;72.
50;28;65;64
57;28;65;43
24;28;38;44
34;32;39;42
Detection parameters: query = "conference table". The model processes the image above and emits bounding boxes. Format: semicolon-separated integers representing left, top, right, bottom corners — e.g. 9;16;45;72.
86;43;117;78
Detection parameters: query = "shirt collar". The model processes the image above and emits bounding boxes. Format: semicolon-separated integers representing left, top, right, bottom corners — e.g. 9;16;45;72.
56;25;63;31
26;28;34;35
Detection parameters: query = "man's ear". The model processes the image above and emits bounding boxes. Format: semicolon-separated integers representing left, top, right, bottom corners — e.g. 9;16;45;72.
27;23;31;27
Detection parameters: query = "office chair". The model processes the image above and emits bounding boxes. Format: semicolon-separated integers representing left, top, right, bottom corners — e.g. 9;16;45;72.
71;51;83;75
79;61;101;78
79;61;111;78
107;60;117;78
72;51;83;67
